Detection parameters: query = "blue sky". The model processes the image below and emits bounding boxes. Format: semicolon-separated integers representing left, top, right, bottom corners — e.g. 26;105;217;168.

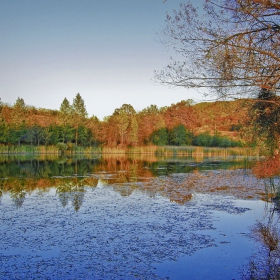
0;0;204;119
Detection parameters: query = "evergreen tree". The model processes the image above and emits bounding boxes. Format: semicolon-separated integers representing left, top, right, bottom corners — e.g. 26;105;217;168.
72;93;87;118
60;98;72;118
59;97;73;143
72;93;88;145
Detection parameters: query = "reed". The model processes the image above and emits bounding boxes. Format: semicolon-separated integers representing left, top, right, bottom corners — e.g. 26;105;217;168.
0;144;60;155
0;144;260;158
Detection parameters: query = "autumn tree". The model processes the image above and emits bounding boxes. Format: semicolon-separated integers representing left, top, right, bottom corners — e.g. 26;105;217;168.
138;105;166;144
11;98;28;145
163;100;197;130
85;115;101;146
0;102;7;143
0;120;5;143
157;1;280;147
129;116;138;146
110;104;138;146
156;0;280;96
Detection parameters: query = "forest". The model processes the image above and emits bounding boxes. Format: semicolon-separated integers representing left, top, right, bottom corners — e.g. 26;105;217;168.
0;93;250;151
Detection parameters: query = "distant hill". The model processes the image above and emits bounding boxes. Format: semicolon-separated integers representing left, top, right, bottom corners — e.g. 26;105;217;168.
193;99;250;140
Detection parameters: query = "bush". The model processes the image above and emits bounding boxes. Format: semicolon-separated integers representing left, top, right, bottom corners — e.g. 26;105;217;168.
193;132;242;147
193;132;213;146
150;128;168;146
169;125;194;146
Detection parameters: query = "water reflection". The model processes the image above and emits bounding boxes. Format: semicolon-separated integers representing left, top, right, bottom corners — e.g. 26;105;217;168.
56;178;86;211
1;155;280;279
0;154;252;179
0;156;278;210
242;194;280;280
9;178;27;208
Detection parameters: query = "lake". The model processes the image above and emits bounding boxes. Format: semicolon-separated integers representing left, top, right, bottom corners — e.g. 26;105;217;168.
0;155;279;279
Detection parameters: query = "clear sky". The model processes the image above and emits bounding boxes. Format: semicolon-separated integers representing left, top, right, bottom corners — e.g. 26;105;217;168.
0;0;205;120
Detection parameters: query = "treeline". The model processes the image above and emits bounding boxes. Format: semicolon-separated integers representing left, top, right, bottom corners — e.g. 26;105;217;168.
0;94;244;150
149;127;242;147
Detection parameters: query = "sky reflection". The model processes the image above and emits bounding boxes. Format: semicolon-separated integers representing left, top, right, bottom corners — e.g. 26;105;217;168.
1;157;279;279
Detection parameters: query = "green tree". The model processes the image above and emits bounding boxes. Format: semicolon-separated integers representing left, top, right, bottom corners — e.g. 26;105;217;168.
72;93;87;118
49;125;62;145
72;93;88;145
150;128;168;146
59;98;73;143
169;125;193;146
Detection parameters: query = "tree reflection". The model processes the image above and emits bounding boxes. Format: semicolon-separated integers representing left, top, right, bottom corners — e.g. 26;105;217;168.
242;223;280;279
56;177;85;211
0;178;4;204
9;179;27;208
71;189;85;212
242;179;280;280
0;156;260;209
56;182;73;208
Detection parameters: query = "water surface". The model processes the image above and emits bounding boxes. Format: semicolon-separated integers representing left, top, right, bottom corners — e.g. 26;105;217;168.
0;156;279;279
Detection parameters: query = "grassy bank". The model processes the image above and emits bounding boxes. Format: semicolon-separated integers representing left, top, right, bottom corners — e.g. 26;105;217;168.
101;145;260;158
0;144;260;158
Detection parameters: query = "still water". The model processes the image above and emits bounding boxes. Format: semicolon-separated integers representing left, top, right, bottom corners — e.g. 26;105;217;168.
0;156;279;279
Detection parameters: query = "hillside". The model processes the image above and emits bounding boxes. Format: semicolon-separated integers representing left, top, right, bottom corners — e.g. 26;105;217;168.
0;97;251;146
192;99;250;139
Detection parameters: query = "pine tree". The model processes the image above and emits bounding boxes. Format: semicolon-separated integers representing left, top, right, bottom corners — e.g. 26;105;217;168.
59;98;73;143
72;93;88;145
72;93;87;118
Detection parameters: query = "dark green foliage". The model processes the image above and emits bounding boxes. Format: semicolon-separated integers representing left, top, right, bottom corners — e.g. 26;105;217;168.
49;125;62;145
0;123;6;143
193;132;213;147
150;128;168;146
193;132;242;148
250;88;280;153
6;124;28;145
61;124;75;144
230;124;242;132
77;125;91;146
169;125;194;146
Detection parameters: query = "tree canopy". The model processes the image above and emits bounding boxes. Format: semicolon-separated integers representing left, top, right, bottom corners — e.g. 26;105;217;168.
156;0;280;99
0;95;245;149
